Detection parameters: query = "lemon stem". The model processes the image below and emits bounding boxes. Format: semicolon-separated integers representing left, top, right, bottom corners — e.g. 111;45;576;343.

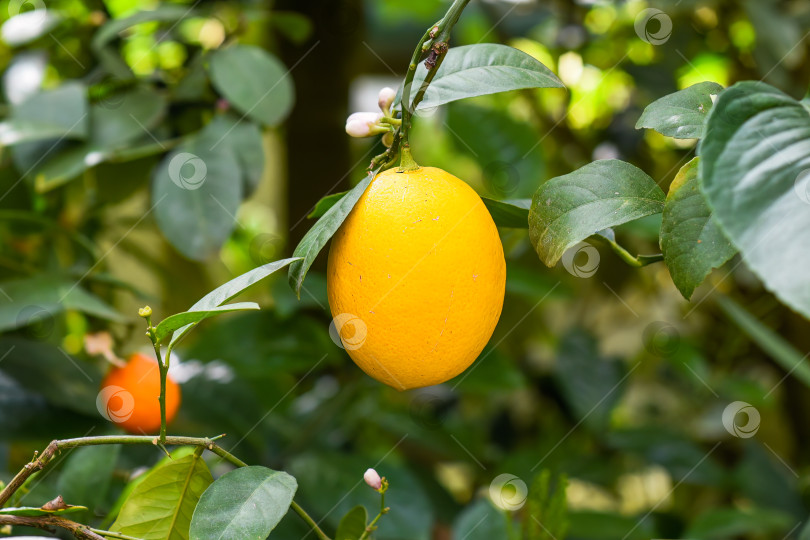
140;306;169;445
398;0;472;172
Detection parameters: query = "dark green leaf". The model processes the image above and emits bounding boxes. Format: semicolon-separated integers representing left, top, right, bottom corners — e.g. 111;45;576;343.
209;45;295;127
0;273;126;332
717;295;810;388
336;505;368;540
700;81;810;318
154;302;259;341
482;198;529;228
288;171;374;296
452;499;507;540
685;507;793;539
270;12;313;45
660;158;736;299
152;134;242;261
169;258;299;348
636;81;723;139
201;114;265;194
112;453;213;540
0;338;102;416
308;191;349;219
1;83;88;145
554;330;626;431
189;466;297;540
57;445;120;513
401;44;563;110
529;160;665;266
567;511;655;540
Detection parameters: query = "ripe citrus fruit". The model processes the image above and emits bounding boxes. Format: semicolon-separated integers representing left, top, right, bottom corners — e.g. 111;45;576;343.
98;352;181;434
327;166;506;390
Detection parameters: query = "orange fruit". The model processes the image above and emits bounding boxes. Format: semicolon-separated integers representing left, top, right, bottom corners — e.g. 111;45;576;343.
327;166;506;390
98;352;181;434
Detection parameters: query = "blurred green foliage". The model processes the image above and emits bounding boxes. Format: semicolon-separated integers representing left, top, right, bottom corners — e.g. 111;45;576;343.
1;0;809;539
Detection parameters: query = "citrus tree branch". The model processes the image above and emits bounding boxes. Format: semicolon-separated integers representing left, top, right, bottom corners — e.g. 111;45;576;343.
0;514;106;540
0;434;331;540
398;0;472;170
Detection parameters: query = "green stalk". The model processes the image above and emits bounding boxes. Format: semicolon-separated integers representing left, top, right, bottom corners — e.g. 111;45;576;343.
398;0;473;171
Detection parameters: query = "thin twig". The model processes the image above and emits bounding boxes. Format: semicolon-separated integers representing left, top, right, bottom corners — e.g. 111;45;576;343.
0;514;105;540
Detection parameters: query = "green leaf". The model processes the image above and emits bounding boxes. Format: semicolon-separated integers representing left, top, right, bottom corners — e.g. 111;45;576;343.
200;114;265;194
400;43;563;110
335;505;368;540
0;273;126;333
0;83;88;145
660;157;736;299
57;445;120;513
209;45;295;127
685;507;793;539
308;191;349;219
31;86;167;192
528;159;665;266
152;134;242;261
452;499;508;540
446;103;545;199
700;81;810;318
0;338;102;416
554;330;626;431
567;511;655;540
189;466;297;540
288;171;375;296
0;505;87;517
717;295;810;389
112;452;213;540
523;470;568;540
482;198;529;228
1;9;61;46
636;81;723;139
154;302;259;341
169;258;299;349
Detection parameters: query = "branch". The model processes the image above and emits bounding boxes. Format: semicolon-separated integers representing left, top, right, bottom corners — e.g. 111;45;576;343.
0;514;105;540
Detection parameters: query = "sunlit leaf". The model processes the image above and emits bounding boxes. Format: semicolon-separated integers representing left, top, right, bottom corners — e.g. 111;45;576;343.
636;81;723;139
660;158;736;299
112;452;213;540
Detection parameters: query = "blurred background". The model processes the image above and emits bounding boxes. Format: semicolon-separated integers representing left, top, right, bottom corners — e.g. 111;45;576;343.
1;0;810;538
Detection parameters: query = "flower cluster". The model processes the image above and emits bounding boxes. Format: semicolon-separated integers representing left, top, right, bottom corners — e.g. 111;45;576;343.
345;87;400;146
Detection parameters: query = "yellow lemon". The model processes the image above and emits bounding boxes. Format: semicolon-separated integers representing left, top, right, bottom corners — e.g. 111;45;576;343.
327;166;506;390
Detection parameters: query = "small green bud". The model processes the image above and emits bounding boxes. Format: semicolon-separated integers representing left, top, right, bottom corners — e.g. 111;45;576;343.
138;306;153;318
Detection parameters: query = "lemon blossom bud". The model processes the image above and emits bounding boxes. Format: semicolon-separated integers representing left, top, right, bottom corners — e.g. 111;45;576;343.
382;131;394;148
346;112;383;137
377;87;396;112
364;468;382;490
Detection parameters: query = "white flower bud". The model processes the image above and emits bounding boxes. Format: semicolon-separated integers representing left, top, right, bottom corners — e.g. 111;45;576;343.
345;112;383;137
377;87;397;112
364;468;382;490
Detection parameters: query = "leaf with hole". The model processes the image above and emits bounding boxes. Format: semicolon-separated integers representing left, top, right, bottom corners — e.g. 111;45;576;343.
636;81;723;139
529;160;665;267
660;158;736;299
699;81;810;318
189;466;297;540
